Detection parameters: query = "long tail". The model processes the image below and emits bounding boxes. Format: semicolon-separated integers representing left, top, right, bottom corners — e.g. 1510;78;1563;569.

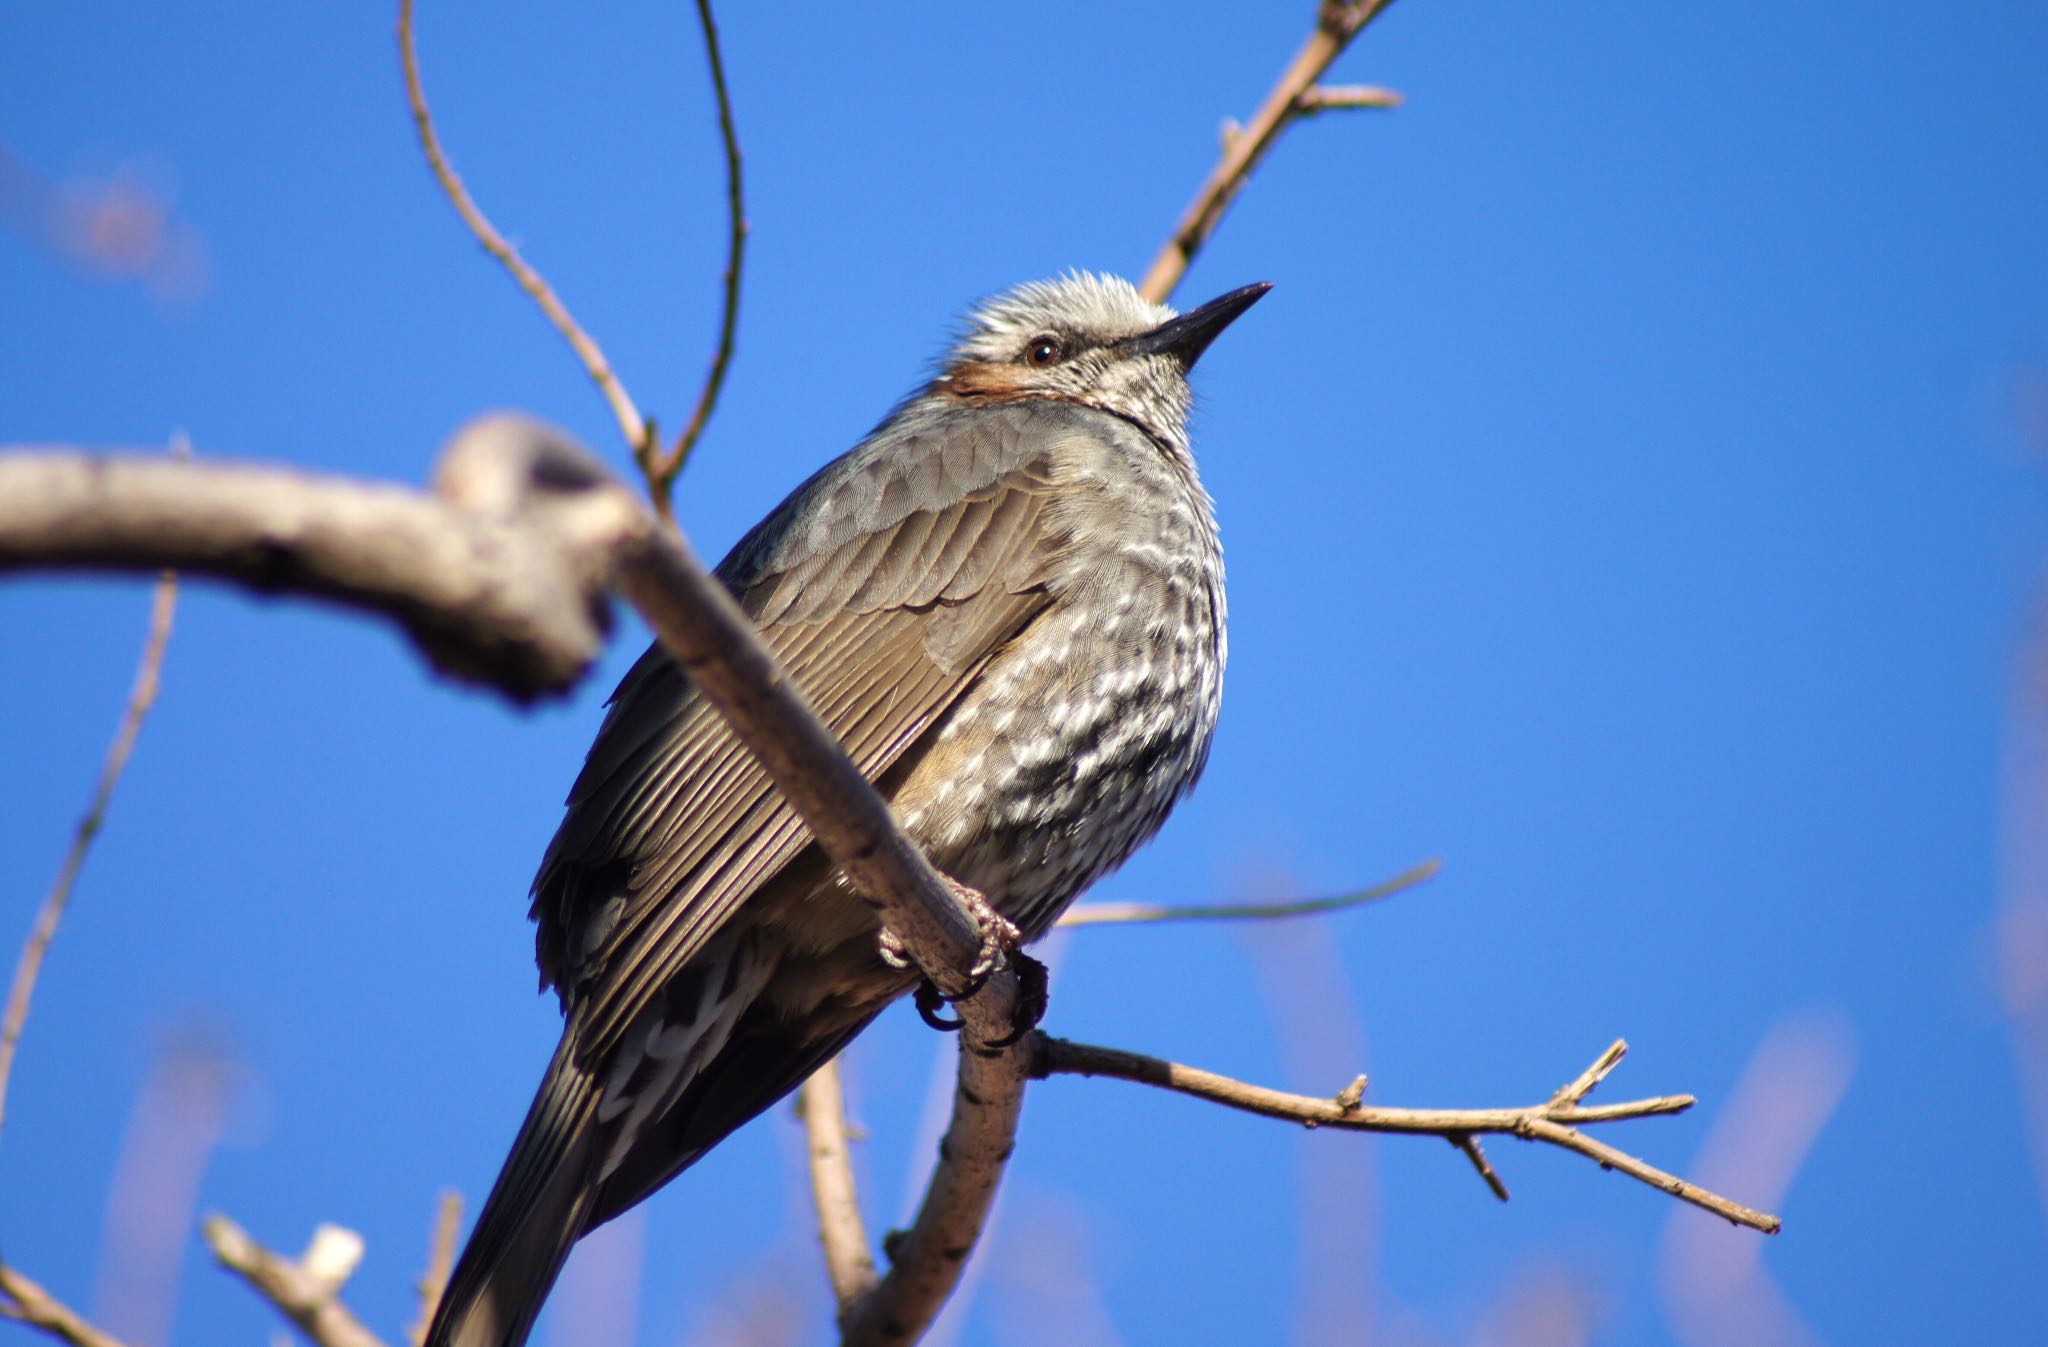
424;1036;605;1347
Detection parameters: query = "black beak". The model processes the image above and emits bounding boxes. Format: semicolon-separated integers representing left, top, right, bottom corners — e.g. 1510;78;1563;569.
1124;281;1272;369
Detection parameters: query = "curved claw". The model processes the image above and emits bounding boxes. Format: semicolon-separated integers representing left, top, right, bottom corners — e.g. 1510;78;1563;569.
913;979;963;1032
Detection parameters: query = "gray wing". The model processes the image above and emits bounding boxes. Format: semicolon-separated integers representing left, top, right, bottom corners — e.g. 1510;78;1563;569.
532;400;1090;1058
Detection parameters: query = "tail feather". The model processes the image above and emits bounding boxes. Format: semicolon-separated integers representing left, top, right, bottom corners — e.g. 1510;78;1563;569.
425;1040;604;1347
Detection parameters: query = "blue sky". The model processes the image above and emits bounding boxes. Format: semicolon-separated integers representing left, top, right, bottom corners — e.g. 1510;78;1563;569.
3;3;2045;1344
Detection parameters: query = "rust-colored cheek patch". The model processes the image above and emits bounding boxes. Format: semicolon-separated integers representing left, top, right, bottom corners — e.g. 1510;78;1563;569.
934;362;1036;403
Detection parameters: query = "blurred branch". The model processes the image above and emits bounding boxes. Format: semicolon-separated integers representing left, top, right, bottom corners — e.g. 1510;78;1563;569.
407;1190;463;1347
1031;1035;1782;1233
1059;856;1438;928
1138;0;1402;304
395;0;651;459
639;0;749;515
204;1215;387;1347
0;561;177;1142
797;1061;879;1311
1294;83;1403;114
0;434;629;703
0;1261;129;1347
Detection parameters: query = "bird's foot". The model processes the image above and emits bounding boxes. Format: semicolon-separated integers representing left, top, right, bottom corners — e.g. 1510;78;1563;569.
879;877;1043;1043
908;951;1047;1045
948;876;1023;984
873;877;1020;982
980;950;1049;1049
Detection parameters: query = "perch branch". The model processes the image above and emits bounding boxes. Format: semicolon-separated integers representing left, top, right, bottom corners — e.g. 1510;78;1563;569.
639;0;749;513
1059;857;1439;928
1031;1035;1781;1233
0;562;177;1142
0;1261;129;1347
203;1214;387;1347
396;0;650;458
1138;0;1401;304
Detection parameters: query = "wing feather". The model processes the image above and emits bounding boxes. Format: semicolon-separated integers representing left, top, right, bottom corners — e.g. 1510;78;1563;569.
532;403;1097;1058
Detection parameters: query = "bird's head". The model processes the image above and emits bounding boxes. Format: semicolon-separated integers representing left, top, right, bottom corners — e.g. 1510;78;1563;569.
931;273;1270;448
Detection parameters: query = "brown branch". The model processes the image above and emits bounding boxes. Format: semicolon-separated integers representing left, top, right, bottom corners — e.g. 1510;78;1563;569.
395;0;650;458
407;1190;463;1347
639;0;749;516
838;1035;1028;1347
1059;857;1439;928
0;1261;130;1347
203;1215;388;1347
1031;1035;1781;1233
606;493;1007;1013
0;563;177;1142
797;1059;878;1311
0;432;633;702
1138;0;1401;304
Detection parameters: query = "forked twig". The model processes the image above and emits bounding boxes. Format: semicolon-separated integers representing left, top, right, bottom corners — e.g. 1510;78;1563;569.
1033;1035;1782;1233
639;0;748;515
1138;0;1402;304
396;0;650;458
0;565;178;1140
204;1214;387;1347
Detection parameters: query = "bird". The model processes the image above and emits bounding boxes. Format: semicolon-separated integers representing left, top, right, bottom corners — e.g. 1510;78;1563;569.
425;272;1269;1347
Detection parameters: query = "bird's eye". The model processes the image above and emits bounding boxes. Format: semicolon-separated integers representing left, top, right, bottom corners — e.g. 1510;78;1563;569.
1024;335;1065;367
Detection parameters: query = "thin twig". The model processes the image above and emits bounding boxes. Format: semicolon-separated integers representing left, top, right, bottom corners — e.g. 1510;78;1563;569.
1059;857;1439;928
0;565;177;1141
1549;1038;1629;1109
204;1214;388;1347
1031;1035;1781;1233
407;1190;463;1347
1448;1132;1510;1201
1294;83;1404;114
639;0;748;516
1137;0;1401;304
0;1260;130;1347
796;1059;879;1310
395;0;650;457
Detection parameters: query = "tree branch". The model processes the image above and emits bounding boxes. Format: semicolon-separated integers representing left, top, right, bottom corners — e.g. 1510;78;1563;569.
0;563;177;1142
396;0;650;459
639;0;748;514
1138;0;1401;304
1030;1035;1782;1233
0;435;631;703
1058;857;1439;928
406;1191;462;1347
838;1036;1027;1347
797;1061;879;1312
203;1215;388;1347
0;1260;130;1347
